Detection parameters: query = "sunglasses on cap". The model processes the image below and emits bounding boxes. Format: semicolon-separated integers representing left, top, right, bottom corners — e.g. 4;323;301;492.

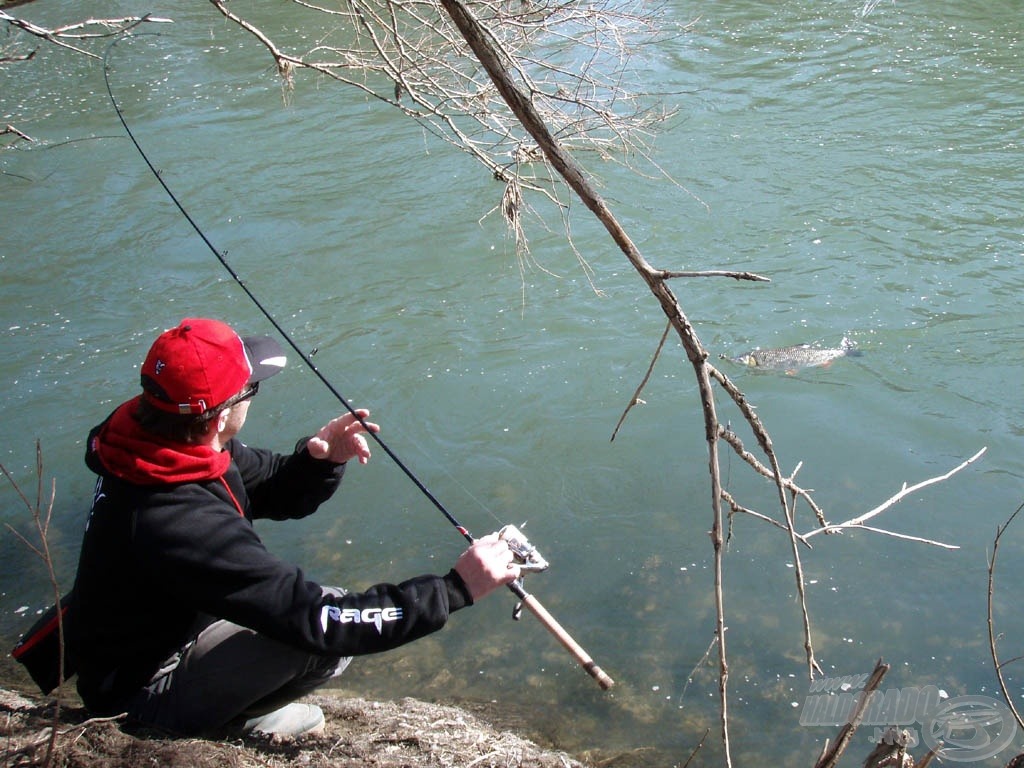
237;381;260;402
208;381;259;416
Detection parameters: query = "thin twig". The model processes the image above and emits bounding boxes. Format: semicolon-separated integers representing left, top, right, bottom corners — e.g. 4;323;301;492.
2;713;129;762
802;448;987;540
658;269;771;282
611;320;670;442
681;727;709;768
987;501;1024;732
846;526;958;549
2;124;35;142
720;488;812;542
678;632;718;706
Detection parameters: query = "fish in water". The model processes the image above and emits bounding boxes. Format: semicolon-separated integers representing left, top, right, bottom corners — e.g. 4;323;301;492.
724;337;859;372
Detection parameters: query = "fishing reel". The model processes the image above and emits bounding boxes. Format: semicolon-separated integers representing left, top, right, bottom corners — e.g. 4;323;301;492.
499;524;549;620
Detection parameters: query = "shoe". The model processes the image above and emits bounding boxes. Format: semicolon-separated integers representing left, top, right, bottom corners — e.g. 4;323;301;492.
243;702;325;738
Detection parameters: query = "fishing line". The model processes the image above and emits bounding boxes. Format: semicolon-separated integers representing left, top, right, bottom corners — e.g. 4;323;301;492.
101;36;473;544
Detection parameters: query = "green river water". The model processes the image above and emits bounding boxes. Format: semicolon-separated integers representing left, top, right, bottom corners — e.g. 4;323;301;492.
1;1;1022;765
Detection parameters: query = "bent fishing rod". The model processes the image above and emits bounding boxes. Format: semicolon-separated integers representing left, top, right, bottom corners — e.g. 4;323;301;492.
103;38;613;691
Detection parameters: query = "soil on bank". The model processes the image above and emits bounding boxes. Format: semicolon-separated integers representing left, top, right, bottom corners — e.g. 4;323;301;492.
0;686;605;768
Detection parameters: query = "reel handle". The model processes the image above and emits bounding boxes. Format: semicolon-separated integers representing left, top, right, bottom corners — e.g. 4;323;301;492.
508;581;615;690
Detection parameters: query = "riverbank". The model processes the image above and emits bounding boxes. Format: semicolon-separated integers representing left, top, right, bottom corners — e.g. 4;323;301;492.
0;684;601;768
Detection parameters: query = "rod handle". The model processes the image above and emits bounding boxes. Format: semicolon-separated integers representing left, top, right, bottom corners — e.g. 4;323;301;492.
511;586;615;690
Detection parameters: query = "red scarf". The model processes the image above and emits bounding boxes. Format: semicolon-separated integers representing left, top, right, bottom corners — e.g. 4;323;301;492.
90;397;231;485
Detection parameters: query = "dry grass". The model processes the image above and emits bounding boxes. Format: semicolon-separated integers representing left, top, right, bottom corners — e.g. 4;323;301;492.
0;686;592;768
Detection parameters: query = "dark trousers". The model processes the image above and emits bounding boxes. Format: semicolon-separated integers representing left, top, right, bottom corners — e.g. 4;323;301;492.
127;591;350;735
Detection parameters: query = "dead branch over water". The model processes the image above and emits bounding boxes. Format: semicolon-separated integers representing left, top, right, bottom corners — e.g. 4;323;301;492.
206;0;697;289
393;2;985;764
208;0;685;184
0;11;170;60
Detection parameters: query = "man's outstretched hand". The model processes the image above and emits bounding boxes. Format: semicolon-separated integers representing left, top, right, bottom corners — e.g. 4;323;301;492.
307;409;380;465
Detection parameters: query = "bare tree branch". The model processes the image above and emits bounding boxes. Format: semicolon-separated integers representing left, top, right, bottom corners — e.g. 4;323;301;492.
0;11;171;60
208;0;696;292
801;447;987;543
432;0;737;759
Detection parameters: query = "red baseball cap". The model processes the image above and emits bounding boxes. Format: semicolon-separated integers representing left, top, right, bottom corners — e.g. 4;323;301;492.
140;318;286;415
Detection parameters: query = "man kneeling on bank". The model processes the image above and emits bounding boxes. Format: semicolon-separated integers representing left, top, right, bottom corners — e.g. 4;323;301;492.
67;318;520;738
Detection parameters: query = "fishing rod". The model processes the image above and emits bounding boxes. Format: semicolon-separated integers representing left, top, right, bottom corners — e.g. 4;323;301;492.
102;37;613;690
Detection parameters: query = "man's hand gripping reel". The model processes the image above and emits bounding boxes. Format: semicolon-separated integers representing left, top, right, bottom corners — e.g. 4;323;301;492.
498;525;614;690
499;524;550;612
499;524;548;570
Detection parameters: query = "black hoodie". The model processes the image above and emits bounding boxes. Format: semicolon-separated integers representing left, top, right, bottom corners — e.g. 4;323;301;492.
70;398;472;715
